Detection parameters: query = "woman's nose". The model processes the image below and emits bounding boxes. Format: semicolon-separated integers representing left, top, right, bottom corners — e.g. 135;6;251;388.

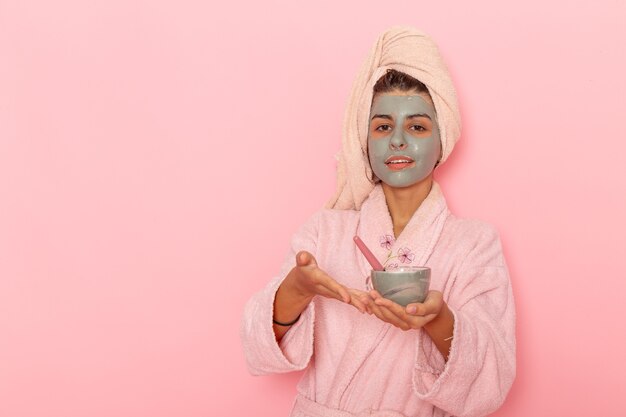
389;129;407;150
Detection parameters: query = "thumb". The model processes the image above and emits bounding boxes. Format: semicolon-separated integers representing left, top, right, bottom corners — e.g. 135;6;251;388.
296;251;317;267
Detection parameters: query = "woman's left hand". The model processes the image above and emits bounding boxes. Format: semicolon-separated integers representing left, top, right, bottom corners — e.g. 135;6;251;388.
367;290;444;331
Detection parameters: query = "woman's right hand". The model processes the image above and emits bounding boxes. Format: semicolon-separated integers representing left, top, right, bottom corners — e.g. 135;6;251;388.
273;251;366;341
284;251;352;304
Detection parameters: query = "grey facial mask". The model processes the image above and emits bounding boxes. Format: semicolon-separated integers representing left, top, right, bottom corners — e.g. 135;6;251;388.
367;95;441;188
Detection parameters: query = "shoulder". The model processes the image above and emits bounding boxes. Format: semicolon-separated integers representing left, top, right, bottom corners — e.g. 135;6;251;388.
317;207;361;224
444;214;501;242
440;214;505;268
307;208;360;224
294;208;360;238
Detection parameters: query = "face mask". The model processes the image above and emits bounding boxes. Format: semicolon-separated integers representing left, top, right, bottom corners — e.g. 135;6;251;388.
367;94;441;188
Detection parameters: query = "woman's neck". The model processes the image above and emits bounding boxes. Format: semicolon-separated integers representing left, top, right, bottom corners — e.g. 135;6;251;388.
381;176;434;238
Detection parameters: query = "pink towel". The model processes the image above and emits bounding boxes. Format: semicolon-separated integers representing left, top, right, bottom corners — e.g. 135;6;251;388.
327;26;461;210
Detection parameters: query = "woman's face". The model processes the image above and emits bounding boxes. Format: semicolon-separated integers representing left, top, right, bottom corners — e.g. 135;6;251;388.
367;91;441;188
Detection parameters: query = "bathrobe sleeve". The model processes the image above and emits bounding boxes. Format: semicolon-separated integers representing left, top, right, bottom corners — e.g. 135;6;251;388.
412;223;516;417
240;212;321;376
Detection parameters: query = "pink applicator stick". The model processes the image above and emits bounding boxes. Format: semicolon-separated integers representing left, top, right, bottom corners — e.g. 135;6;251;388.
353;236;385;271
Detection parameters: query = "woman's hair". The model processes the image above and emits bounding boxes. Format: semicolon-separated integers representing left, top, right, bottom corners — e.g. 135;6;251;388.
372;69;430;98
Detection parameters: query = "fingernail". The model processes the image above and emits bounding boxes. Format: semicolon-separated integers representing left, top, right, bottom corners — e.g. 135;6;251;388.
407;306;417;314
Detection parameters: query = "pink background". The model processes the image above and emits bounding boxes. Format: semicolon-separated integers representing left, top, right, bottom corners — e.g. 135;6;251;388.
1;1;625;416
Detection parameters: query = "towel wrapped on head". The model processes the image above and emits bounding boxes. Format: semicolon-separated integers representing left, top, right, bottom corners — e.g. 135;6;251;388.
327;26;462;210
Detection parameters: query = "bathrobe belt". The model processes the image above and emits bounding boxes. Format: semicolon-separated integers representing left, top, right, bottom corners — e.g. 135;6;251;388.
293;394;407;417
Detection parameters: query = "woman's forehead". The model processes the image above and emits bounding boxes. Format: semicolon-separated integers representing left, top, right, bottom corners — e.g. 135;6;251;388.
370;93;436;117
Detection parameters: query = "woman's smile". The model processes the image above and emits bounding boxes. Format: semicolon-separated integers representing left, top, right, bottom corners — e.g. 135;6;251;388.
385;155;416;171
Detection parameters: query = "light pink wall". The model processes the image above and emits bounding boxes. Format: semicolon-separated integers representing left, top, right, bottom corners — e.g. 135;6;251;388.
1;1;625;416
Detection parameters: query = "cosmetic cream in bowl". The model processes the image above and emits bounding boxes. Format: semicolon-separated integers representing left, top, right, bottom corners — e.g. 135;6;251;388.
370;266;430;306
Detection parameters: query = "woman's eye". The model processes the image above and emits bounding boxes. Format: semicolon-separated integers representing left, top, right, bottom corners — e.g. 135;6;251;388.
375;124;392;132
410;125;426;132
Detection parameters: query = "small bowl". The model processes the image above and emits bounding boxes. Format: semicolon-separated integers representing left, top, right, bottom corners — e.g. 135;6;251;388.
370;266;431;306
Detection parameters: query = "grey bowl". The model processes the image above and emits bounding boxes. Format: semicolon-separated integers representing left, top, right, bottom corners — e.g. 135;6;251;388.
370;266;431;306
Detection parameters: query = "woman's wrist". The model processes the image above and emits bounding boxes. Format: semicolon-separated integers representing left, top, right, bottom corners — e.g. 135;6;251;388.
423;301;452;332
273;275;313;324
282;268;315;304
273;313;301;327
422;301;455;360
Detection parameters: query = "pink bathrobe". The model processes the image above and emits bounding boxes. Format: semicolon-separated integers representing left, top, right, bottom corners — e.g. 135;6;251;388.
241;183;516;417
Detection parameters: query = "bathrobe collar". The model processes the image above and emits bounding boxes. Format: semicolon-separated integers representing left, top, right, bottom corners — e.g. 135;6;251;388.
357;181;450;272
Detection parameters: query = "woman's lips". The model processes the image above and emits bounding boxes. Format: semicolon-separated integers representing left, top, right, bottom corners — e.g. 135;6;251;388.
385;155;415;171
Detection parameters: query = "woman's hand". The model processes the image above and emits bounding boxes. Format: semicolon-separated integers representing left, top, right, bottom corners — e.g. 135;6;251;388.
366;289;455;360
274;250;359;341
346;288;374;314
284;251;353;304
367;290;444;331
284;251;372;314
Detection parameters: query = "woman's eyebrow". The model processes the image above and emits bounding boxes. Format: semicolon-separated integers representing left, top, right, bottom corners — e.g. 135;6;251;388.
407;113;432;120
371;114;393;121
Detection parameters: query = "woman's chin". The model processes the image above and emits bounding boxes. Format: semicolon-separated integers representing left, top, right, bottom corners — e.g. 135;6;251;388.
379;171;434;190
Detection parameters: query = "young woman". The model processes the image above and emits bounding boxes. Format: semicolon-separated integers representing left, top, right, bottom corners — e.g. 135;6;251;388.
241;27;516;417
